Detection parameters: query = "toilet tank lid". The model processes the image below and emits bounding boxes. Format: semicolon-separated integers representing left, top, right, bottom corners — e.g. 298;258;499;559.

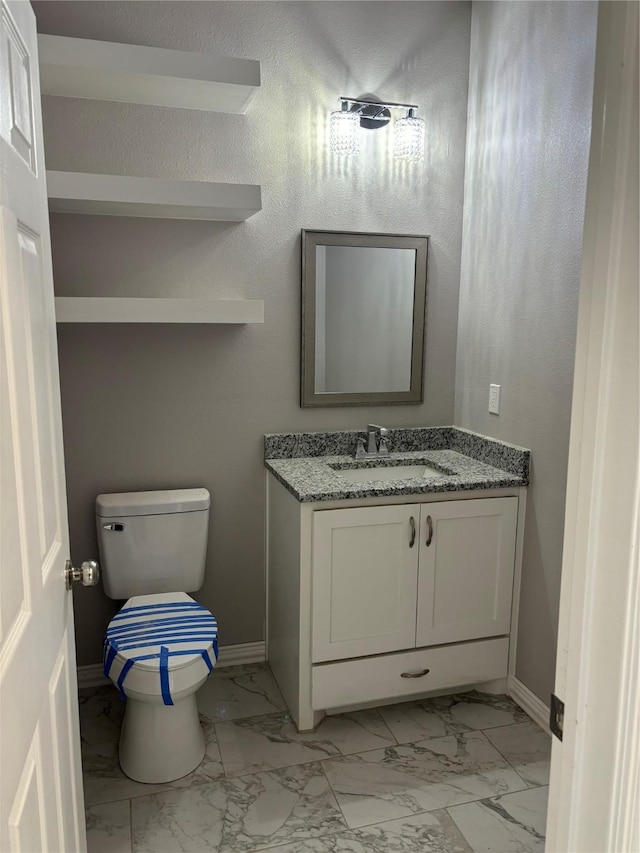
96;488;210;518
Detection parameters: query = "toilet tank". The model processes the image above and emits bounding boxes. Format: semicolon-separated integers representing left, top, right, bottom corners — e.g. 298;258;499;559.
96;488;210;599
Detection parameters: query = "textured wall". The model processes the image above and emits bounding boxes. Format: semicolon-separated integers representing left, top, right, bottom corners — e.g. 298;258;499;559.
33;1;472;665
455;1;597;701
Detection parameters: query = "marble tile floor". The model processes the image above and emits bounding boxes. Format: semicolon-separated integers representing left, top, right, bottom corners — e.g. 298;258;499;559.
80;664;550;853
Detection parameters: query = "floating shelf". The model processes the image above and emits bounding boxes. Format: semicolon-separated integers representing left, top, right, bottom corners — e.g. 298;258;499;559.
55;297;264;324
38;34;261;113
47;171;261;221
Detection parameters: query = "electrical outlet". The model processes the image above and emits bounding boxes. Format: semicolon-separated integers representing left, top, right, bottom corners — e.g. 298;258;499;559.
489;384;501;414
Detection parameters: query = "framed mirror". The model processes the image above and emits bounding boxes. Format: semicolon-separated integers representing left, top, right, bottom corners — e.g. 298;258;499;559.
301;230;428;407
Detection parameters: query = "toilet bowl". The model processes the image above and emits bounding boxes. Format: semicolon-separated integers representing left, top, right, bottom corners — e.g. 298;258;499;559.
96;488;216;784
103;591;217;783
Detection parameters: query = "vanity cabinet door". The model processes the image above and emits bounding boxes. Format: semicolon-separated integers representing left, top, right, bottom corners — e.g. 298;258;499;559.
416;497;518;647
312;505;420;662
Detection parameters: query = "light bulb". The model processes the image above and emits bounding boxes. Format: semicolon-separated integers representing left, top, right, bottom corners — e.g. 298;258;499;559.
393;111;425;162
330;108;359;156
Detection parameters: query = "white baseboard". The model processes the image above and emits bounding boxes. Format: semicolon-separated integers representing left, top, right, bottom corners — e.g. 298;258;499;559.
77;640;266;689
216;641;266;668
509;675;551;734
77;663;109;689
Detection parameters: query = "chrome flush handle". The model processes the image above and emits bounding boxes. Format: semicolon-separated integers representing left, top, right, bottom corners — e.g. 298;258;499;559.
65;559;100;590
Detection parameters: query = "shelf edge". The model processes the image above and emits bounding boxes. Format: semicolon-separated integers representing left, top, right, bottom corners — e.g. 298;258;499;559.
38;33;260;114
55;297;265;324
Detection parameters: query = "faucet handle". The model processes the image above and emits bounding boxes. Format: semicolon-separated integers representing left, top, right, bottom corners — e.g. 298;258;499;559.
368;424;389;437
366;425;379;454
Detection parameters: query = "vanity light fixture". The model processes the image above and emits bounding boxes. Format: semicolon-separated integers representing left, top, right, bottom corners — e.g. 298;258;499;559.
329;97;425;162
393;108;426;162
329;101;360;156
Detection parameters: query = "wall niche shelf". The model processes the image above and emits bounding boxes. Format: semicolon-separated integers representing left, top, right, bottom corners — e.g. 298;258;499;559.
55;298;264;325
47;171;262;221
38;34;261;113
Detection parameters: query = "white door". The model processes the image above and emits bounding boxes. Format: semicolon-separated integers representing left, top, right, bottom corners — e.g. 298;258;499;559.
1;2;86;851
312;504;419;662
416;498;517;647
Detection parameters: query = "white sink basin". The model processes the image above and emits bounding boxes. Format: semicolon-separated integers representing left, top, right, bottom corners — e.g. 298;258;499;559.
335;464;445;483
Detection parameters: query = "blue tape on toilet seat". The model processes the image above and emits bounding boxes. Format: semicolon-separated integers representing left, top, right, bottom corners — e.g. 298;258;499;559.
103;600;218;704
159;646;173;706
106;616;213;637
117;659;135;698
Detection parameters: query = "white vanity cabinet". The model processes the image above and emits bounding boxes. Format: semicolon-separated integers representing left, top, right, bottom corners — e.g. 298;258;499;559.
266;475;525;731
312;498;517;661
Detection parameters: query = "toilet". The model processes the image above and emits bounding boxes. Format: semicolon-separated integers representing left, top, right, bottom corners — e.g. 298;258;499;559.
96;488;217;784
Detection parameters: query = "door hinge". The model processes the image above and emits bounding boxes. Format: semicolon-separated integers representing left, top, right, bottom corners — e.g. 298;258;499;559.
550;693;564;741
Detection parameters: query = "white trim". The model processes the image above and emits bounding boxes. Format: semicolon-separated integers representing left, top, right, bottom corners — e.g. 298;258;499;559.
215;641;266;669
547;3;639;850
508;676;551;735
77;641;266;688
610;512;640;853
264;470;271;662
77;664;109;689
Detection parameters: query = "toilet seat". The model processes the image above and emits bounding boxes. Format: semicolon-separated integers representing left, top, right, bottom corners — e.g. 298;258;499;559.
103;592;218;704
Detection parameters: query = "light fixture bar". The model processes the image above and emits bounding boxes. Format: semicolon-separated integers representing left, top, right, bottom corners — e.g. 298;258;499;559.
339;97;419;112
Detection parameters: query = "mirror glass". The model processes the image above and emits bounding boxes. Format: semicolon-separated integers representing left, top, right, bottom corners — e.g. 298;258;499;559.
301;231;428;407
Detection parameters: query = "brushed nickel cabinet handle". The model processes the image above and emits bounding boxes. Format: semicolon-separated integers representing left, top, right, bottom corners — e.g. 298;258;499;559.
409;516;416;548
426;514;433;546
401;668;430;678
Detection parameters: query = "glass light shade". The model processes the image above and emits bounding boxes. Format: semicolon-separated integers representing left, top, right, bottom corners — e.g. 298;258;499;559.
330;109;360;155
393;114;425;162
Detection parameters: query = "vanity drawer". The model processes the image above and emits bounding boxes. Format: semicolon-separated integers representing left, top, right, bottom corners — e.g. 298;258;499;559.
311;637;508;710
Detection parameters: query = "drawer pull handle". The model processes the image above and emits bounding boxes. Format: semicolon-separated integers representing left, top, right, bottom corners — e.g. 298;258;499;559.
409;516;416;548
401;668;430;679
425;515;433;546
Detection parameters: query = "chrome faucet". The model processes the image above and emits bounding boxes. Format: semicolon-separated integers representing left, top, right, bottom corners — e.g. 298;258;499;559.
355;425;391;459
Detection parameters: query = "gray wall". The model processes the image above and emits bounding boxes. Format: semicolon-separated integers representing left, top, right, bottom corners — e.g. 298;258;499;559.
33;1;472;665
455;1;597;701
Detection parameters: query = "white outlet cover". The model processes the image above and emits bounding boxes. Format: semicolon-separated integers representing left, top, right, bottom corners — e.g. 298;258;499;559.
489;384;501;414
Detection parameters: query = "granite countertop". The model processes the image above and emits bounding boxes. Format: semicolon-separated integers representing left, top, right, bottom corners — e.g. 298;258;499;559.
264;427;530;503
